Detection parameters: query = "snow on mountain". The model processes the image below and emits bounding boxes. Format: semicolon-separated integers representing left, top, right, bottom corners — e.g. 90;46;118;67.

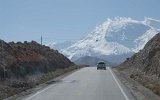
47;41;75;51
62;17;160;63
143;17;160;29
133;29;159;52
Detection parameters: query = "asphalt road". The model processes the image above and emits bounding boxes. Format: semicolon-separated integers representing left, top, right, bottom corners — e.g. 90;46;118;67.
22;67;135;100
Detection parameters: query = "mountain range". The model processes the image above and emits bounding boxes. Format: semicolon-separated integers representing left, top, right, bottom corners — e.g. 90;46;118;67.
47;41;75;51
74;56;114;66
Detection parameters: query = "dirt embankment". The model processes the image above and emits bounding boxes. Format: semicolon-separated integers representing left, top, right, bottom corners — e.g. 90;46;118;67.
0;40;83;100
117;33;160;97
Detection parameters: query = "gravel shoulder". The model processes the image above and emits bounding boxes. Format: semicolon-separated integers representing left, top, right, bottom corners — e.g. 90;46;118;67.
3;66;84;100
113;68;160;100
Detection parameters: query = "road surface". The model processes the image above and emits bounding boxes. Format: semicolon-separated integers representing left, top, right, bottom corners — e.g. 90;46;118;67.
21;67;135;100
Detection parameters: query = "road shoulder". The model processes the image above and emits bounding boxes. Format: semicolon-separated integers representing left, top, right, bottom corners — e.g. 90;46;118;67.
4;67;84;100
113;68;160;100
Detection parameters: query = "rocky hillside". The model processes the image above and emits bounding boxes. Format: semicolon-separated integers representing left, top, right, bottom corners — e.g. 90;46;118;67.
0;40;74;79
117;33;160;96
0;40;77;99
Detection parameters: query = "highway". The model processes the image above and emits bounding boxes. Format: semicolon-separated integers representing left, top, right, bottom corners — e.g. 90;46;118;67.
21;67;135;100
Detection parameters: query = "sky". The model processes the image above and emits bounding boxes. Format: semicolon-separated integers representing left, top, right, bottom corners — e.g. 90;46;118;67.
0;0;160;44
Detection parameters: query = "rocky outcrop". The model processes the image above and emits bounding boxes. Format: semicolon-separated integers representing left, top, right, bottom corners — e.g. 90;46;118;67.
118;33;160;77
0;40;74;79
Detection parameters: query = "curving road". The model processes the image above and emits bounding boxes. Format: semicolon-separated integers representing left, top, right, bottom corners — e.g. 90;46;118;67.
21;67;135;100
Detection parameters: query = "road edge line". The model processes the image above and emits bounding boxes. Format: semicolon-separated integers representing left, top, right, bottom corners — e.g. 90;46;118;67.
25;85;55;100
108;67;129;100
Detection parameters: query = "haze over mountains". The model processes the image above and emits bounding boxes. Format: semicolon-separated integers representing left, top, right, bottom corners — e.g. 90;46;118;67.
47;41;75;51
50;17;160;64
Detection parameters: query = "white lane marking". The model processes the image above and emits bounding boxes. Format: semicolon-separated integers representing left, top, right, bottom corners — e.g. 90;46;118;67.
108;67;129;100
25;84;55;100
25;68;83;100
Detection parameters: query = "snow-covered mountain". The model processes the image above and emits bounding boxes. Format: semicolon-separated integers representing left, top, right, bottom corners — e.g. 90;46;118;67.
62;17;160;64
47;41;75;52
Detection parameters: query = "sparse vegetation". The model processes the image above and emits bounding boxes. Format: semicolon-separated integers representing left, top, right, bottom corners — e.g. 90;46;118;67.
0;40;85;99
117;33;160;97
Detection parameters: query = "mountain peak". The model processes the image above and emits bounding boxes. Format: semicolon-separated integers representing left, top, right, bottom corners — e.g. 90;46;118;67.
62;17;160;63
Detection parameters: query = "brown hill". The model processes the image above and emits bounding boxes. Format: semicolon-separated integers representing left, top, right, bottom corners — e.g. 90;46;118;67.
0;40;77;99
0;40;74;79
117;32;160;96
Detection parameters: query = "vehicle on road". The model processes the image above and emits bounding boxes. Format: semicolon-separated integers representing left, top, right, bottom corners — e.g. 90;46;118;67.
97;61;106;70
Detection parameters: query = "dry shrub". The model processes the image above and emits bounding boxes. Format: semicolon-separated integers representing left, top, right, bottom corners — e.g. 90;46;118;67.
152;84;160;96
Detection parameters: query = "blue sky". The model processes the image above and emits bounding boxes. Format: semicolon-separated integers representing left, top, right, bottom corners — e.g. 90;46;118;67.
0;0;160;44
